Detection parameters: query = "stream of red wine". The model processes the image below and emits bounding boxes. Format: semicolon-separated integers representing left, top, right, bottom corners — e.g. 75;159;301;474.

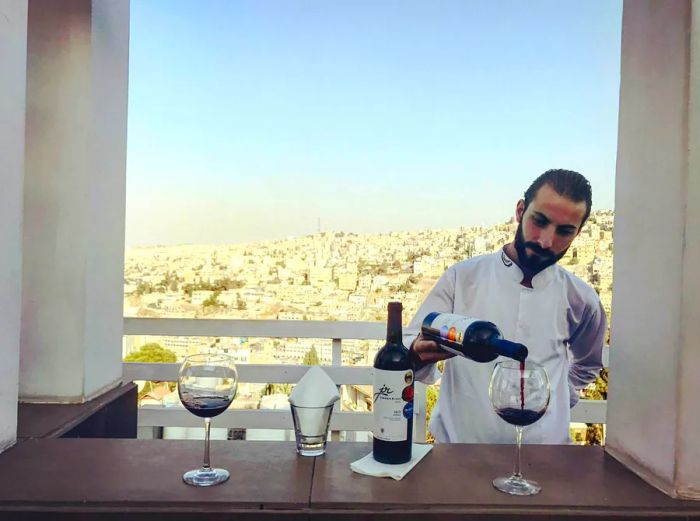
519;360;525;410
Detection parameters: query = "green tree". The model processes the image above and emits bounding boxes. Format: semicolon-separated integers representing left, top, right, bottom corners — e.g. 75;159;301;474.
399;280;413;292
183;283;195;298
581;368;608;401
123;343;177;363
203;291;222;308
124;343;177;401
262;383;293;395
136;281;154;295
214;277;245;291
425;385;439;443
585;423;605;445
581;368;608;445
303;346;320;366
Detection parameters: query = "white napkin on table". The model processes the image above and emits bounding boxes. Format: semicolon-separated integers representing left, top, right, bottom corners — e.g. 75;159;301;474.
288;366;340;407
350;444;433;480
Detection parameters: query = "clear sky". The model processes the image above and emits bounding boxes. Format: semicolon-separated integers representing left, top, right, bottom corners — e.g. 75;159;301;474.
126;0;622;246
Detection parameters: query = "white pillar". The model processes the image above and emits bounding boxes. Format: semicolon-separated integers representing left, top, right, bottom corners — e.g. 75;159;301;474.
0;0;28;451
20;0;130;402
607;0;700;499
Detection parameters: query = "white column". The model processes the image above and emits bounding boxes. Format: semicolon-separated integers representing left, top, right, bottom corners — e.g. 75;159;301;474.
20;0;130;402
607;0;700;499
0;0;28;451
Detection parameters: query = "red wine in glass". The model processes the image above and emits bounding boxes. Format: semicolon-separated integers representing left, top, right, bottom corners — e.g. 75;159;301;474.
496;407;546;426
489;360;550;496
178;353;238;487
181;395;233;418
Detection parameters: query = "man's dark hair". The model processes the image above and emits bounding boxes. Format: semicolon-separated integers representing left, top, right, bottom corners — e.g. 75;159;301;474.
523;169;592;226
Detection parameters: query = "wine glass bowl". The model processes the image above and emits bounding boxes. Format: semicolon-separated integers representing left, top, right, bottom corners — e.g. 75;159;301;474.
178;353;238;487
489;360;550;496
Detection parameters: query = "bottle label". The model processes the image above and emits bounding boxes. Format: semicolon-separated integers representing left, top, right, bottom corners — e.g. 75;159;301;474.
424;313;479;356
373;368;414;442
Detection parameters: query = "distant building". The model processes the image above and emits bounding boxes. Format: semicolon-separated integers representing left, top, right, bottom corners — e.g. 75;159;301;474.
309;266;333;286
338;273;357;291
191;290;214;305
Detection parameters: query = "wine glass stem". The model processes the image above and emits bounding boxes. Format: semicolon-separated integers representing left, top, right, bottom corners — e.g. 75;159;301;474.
203;417;212;470
513;426;523;478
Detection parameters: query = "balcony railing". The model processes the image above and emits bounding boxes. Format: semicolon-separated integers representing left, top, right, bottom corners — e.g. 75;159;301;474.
123;318;608;441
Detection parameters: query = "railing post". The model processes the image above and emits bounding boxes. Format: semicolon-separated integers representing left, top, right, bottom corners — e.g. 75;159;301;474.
331;338;342;441
137;426;163;440
331;338;342;366
413;382;427;443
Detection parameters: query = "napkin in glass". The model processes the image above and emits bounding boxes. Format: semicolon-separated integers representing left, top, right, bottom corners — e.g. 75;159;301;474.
288;366;340;407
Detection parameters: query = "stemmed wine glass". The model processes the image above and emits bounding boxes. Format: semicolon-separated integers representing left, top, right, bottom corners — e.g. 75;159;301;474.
178;353;238;487
489;359;550;496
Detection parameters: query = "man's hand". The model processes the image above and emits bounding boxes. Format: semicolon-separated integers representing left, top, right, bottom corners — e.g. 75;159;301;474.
411;333;455;365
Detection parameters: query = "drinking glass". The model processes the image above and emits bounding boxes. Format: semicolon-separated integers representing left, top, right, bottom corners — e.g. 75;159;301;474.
489;360;550;496
178;353;238;487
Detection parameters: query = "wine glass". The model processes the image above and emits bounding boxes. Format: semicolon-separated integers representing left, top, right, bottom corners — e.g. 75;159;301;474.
489;359;550;496
178;353;238;487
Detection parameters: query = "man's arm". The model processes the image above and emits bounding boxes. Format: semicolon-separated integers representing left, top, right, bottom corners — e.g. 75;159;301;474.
404;267;458;384
567;298;607;407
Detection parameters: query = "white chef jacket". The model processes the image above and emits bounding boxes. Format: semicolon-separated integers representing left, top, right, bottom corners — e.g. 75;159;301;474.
404;249;606;444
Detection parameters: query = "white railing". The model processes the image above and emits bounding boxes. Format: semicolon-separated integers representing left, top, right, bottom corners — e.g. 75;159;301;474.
123;318;608;439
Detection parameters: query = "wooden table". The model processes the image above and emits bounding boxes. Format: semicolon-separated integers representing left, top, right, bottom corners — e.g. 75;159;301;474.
311;442;700;519
0;439;312;520
0;439;697;520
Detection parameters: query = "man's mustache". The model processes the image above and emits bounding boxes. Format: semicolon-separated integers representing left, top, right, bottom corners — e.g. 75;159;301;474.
523;242;555;258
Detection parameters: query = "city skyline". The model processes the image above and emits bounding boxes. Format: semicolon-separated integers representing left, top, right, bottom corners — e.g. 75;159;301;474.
125;209;614;327
126;0;622;246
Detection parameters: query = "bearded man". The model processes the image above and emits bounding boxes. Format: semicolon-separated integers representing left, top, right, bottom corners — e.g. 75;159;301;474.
406;169;606;444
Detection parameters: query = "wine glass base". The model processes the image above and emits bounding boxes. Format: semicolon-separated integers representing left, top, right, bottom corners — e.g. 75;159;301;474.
183;468;230;487
493;475;541;496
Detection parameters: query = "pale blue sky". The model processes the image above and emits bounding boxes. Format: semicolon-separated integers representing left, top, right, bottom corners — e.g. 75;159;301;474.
126;0;622;246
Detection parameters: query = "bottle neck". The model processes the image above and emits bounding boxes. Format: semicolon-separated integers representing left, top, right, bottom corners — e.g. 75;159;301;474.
386;306;403;344
489;338;528;362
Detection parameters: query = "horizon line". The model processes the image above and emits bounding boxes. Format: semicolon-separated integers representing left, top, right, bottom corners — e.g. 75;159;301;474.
125;208;614;250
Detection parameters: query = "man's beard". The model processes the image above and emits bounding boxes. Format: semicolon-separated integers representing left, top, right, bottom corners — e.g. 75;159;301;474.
513;222;567;273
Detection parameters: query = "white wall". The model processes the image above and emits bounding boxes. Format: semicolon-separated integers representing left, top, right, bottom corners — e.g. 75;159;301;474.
607;0;699;499
83;0;130;397
0;0;28;451
20;0;129;402
676;1;700;497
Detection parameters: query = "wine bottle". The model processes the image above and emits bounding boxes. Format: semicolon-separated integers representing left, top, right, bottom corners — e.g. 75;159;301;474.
373;302;413;464
420;312;528;363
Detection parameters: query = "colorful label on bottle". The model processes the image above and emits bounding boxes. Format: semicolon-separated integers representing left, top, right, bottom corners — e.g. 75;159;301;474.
424;313;479;357
373;368;414;442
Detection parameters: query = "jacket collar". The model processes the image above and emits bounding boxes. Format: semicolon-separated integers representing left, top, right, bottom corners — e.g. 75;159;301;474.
499;247;555;289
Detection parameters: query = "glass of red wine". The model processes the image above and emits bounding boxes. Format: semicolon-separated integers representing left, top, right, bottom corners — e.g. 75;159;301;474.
489;359;550;496
178;353;238;487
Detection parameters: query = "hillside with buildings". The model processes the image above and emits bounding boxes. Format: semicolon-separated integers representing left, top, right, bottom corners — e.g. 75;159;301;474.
124;210;614;366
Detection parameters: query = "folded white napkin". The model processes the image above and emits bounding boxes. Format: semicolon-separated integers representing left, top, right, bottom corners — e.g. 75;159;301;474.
350;444;433;480
288;366;340;407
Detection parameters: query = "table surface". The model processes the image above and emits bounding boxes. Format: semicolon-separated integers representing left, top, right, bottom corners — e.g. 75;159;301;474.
312;442;699;517
0;439;313;511
0;439;697;518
